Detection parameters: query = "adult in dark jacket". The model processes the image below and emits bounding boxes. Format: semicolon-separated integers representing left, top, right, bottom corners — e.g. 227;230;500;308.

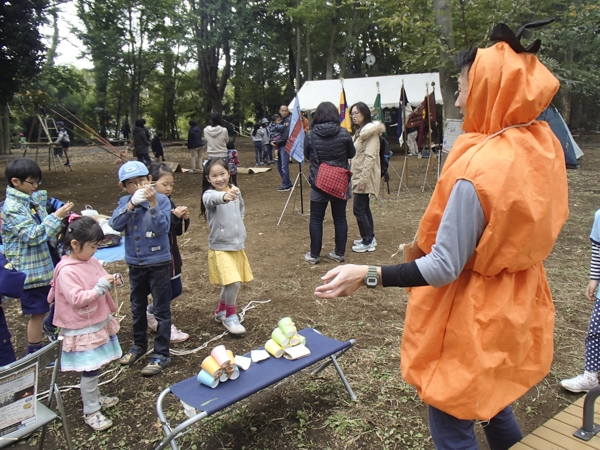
152;132;165;162
187;120;204;173
133;118;151;166
303;101;356;264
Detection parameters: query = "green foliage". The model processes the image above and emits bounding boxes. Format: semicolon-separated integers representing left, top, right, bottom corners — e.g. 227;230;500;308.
0;0;49;104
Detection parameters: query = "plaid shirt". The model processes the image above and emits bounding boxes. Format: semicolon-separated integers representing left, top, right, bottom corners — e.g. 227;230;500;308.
1;187;62;289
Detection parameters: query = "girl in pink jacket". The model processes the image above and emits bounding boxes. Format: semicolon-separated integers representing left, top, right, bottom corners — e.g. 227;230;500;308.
49;216;122;431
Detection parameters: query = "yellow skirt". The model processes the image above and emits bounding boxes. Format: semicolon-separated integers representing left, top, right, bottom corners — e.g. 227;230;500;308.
208;249;254;285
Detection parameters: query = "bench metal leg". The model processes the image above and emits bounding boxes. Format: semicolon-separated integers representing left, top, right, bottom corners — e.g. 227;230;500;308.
311;339;357;401
155;388;208;450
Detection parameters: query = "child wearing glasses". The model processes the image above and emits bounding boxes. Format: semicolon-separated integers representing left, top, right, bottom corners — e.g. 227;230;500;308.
1;158;73;356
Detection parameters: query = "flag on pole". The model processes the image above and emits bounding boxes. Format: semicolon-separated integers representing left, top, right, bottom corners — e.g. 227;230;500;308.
285;95;305;163
397;85;409;140
372;91;386;137
339;88;352;132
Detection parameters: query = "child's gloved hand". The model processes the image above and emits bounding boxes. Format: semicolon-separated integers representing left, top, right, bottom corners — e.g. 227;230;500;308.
130;188;147;206
95;275;114;296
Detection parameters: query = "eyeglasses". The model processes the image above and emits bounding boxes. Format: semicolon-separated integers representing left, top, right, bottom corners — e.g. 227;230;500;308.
23;180;41;187
350;112;361;117
454;87;468;97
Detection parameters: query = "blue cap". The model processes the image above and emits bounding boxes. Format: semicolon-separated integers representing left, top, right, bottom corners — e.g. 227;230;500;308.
261;118;269;124
56;121;64;127
118;161;149;182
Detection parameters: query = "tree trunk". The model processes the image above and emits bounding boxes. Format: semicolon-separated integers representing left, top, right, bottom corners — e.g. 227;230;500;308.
0;105;9;154
339;0;358;79
560;43;574;126
295;10;301;87
46;8;59;67
325;0;342;79
434;0;461;120
305;24;312;81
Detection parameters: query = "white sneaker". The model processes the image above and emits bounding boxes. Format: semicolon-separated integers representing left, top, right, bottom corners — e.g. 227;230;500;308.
98;395;119;409
147;311;158;332
223;314;246;334
353;237;377;247
352;242;376;253
561;373;598;393
170;325;189;343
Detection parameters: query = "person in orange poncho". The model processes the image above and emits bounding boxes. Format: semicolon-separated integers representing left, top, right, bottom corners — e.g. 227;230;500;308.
314;23;569;449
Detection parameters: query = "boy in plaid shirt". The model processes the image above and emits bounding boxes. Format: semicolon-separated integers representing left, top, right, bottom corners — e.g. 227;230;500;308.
1;158;72;355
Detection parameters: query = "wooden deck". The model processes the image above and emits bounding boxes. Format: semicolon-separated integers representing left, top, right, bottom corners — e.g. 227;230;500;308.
511;397;600;449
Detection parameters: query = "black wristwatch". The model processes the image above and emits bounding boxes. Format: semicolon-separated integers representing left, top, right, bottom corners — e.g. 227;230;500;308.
364;266;379;288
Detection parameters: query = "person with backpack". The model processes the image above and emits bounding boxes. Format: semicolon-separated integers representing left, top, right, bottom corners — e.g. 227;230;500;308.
349;102;385;253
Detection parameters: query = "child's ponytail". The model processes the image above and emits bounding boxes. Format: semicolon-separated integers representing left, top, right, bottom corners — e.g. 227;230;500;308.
60;215;105;253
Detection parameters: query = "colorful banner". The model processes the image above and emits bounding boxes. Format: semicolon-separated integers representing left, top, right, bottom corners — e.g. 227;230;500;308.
339;88;352;132
285;94;305;163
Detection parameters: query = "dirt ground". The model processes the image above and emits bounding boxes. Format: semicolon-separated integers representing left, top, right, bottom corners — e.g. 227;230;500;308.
3;137;600;449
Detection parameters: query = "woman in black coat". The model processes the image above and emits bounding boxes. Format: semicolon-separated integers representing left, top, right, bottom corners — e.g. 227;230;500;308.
304;101;356;264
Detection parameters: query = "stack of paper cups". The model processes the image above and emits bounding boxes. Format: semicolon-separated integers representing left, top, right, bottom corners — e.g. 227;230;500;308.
265;339;284;358
201;355;223;378
197;369;220;388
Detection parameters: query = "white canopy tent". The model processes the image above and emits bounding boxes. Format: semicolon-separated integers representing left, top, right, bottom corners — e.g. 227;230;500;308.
288;73;443;111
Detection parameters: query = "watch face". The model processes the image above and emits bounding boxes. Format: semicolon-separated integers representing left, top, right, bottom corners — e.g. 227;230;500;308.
365;276;378;287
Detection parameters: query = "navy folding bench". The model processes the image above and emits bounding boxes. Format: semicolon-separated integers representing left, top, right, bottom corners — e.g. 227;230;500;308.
155;328;356;450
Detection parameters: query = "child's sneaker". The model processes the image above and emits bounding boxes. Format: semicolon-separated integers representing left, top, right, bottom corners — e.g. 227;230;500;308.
119;346;145;366
141;355;171;376
84;411;113;431
98;396;119;409
223;314;246;335
170;325;189;343
43;323;60;342
561;373;599;393
215;310;226;323
146;311;158;332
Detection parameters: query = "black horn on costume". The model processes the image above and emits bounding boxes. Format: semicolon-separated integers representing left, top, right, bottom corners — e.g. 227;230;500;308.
490;19;554;54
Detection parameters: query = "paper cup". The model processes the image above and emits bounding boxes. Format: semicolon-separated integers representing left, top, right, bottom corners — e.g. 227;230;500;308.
197;369;219;388
265;339;284;358
201;356;223;377
271;328;290;347
219;371;229;382
211;345;231;368
278;317;294;328
298;334;306;346
228;367;240;380
279;323;297;338
289;334;300;346
226;350;235;366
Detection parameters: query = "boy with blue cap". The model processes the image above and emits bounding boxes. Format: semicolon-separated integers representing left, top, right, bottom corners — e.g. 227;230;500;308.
109;161;173;376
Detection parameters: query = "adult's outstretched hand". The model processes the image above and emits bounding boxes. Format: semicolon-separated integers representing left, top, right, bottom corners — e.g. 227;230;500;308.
314;264;369;299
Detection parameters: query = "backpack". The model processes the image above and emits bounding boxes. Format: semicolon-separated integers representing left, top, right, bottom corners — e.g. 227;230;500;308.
379;136;392;182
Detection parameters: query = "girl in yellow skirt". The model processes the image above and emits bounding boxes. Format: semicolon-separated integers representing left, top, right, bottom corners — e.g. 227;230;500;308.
201;158;253;334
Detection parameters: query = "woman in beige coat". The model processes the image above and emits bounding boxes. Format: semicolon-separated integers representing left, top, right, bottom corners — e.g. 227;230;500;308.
349;102;385;253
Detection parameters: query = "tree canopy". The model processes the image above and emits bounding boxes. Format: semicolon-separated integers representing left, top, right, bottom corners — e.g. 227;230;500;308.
1;0;599;151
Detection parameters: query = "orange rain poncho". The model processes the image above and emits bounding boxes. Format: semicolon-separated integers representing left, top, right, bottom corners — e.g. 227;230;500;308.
401;42;569;420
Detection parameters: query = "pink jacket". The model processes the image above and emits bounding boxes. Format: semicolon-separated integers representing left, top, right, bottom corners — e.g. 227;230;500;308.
48;256;117;330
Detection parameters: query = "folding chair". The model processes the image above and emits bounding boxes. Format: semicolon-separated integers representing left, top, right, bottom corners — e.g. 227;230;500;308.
155;328;356;450
0;337;73;449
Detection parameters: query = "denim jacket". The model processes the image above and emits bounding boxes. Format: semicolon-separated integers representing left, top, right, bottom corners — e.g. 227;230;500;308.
108;193;171;266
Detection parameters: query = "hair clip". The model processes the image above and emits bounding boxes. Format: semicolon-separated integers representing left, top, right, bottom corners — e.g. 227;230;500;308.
490;19;554;54
68;213;82;223
68;228;73;233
